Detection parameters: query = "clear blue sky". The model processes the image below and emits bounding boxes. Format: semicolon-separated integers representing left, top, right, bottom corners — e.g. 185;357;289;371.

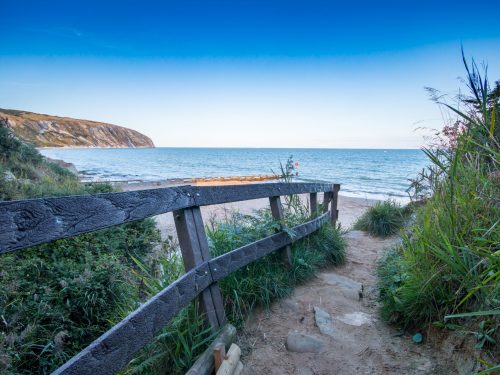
1;0;499;148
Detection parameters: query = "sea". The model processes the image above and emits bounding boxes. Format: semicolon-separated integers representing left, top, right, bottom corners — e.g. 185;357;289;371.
39;148;428;202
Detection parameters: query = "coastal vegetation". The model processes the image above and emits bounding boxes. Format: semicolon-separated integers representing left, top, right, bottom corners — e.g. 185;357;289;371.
353;199;409;237
0;125;161;373
377;55;499;369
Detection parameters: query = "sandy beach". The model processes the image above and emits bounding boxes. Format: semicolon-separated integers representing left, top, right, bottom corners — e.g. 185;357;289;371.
116;179;379;239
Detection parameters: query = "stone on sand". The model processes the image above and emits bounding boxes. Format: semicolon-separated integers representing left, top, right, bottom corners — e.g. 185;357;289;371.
337;311;372;326
318;272;363;300
286;331;326;353
313;306;335;337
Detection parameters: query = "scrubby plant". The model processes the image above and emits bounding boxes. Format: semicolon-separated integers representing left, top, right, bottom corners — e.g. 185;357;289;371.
354;200;408;237
377;52;499;367
0;124;162;373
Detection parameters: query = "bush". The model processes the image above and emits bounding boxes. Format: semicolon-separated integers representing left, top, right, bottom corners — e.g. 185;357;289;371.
0;219;162;374
354;200;408;237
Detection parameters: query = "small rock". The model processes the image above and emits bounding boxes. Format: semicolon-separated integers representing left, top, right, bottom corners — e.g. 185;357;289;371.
286;331;325;353
412;333;423;344
318;273;362;300
281;300;300;314
337;311;372;326
313;306;335;337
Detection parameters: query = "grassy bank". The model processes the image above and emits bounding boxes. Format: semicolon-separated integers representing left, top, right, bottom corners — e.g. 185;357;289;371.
376;55;499;369
0;124;162;373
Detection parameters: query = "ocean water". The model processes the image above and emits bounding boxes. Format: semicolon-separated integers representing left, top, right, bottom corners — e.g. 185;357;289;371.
39;148;428;201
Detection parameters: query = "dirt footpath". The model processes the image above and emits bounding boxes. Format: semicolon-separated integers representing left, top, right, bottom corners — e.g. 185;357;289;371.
239;203;482;375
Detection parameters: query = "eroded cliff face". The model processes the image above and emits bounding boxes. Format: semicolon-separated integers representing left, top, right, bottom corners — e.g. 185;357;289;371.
0;109;154;148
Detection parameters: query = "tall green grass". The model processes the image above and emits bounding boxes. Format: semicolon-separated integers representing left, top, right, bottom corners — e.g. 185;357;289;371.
377;53;499;367
354;200;409;237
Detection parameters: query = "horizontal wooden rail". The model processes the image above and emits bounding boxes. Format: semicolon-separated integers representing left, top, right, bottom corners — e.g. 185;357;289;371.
52;212;332;375
0;182;333;254
209;212;330;282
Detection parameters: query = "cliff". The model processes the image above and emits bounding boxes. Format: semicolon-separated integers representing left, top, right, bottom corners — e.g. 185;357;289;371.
0;108;154;148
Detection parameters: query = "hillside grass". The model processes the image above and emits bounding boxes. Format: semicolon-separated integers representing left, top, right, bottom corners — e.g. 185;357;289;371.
0;123;162;373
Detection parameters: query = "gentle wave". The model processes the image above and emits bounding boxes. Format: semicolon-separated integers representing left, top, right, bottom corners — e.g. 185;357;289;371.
40;147;428;202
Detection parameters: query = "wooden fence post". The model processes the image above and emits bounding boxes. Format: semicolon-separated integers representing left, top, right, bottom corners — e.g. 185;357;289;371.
322;191;333;213
173;206;226;330
331;184;340;225
269;196;293;266
309;192;318;218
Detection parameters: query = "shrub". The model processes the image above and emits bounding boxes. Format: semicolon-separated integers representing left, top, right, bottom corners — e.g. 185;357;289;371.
354;200;408;237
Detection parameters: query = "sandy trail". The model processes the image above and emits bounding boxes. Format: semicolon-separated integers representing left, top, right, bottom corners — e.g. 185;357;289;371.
236;203;445;375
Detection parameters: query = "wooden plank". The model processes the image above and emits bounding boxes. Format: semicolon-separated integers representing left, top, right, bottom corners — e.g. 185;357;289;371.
185;324;237;375
322;191;333;213
233;362;244;375
174;207;226;329
213;343;226;373
331;184;340;225
209;212;330;282
269;196;292;265
309;192;318;218
53;263;212;375
0;182;337;254
0;187;194;254
192;183;334;206
53;211;330;374
216;344;241;375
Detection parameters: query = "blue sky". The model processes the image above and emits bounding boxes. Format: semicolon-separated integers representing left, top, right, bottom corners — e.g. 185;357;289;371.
1;0;500;148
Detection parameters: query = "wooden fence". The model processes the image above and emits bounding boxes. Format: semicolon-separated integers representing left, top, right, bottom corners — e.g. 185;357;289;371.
0;182;340;374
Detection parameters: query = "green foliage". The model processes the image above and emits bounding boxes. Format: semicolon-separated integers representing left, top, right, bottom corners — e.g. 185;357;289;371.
126;302;217;375
377;53;499;365
354;200;408;237
213;208;345;328
125;249;219;375
0;219;161;374
127;203;346;374
0;124;162;373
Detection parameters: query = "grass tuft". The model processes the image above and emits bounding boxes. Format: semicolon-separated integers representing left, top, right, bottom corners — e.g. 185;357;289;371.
354;200;408;237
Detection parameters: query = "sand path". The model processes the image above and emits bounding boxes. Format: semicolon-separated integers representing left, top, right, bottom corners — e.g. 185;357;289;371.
237;208;443;375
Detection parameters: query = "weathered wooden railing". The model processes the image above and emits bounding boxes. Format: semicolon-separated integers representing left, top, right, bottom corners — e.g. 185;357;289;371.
0;182;340;375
